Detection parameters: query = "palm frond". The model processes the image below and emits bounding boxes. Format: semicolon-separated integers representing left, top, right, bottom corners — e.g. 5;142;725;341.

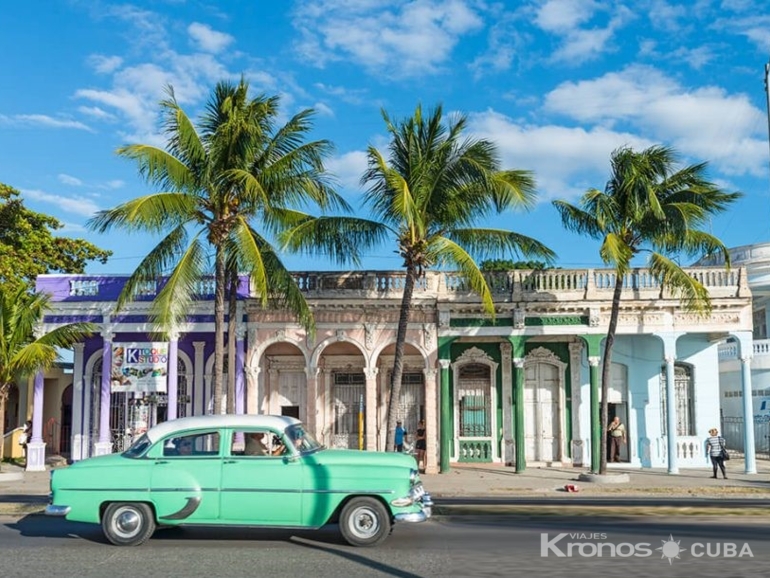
648;252;711;314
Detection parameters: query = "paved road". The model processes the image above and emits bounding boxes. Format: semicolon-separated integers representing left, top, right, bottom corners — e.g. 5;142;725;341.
437;496;770;508
2;515;767;577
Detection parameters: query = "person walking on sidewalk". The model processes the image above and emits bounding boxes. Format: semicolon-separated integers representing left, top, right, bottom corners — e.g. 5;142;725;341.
705;427;728;479
607;416;626;463
394;421;408;452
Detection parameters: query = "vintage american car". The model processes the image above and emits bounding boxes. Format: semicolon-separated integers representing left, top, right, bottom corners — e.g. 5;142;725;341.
46;414;432;547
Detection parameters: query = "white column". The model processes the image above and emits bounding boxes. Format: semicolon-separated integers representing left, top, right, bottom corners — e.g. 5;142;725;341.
71;343;86;461
655;332;680;475
424;368;438;474
500;342;513;466
741;354;757;474
166;330;180;421
569;342;583;466
364;367;378;450
93;328;114;457
193;341;206;416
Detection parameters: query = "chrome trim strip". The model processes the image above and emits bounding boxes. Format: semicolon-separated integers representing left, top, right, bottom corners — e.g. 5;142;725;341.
159;497;201;520
394;512;428;523
45;504;71;517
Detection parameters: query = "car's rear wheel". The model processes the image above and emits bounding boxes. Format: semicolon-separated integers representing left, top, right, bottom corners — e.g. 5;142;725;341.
339;497;391;547
102;502;156;546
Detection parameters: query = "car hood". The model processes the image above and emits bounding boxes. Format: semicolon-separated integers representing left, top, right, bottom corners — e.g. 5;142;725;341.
306;449;416;469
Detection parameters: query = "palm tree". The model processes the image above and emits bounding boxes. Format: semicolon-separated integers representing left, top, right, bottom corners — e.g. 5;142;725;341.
89;79;348;416
0;285;94;466
552;145;741;474
287;104;555;451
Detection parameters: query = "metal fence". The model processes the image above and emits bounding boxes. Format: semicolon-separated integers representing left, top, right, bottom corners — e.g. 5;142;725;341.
721;415;770;459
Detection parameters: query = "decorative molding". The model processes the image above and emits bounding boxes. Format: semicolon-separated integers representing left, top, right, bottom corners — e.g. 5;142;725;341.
439;359;451;370
588;356;600;367
513;357;524;369
589;308;600;327
453;346;498;371
514;308;525;329
275;328;286;341
422;323;434;348
525;346;566;368
438;309;450;328
364;366;378;380
336;329;346;341
364;323;375;349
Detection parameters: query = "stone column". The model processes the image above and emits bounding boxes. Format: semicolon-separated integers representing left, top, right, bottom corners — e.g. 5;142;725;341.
25;371;46;471
569;342;583;466
741;354;757;474
500;342;513;466
306;366;318;435
513;358;525;473
166;330;180;421
235;328;246;415
364;366;378;451
94;330;114;456
589;355;600;473
71;343;86;462
193;341;206;416
663;354;678;474
423;368;438;474
439;359;451;473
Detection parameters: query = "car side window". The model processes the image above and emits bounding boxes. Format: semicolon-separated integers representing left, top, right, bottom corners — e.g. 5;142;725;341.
233;430;286;457
164;431;220;457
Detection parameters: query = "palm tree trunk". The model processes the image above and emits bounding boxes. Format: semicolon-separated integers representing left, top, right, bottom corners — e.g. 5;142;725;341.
227;271;237;415
600;273;624;475
386;265;416;452
213;246;226;416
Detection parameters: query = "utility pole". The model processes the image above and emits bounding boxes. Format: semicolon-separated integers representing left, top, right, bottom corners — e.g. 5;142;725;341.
765;61;770;163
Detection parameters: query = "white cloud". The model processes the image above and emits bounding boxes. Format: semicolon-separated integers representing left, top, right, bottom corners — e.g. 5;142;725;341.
87;54;124;74
292;0;484;78
326;150;369;191
188;22;234;53
104;180;125;190
58;174;83;186
535;0;599;32
0;114;93;131
543;65;766;176
77;105;117;121
21;189;101;217
313;102;334;117
468;110;654;201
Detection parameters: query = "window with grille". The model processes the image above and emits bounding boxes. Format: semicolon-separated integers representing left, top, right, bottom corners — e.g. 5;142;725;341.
458;363;491;437
660;363;695;436
332;372;365;435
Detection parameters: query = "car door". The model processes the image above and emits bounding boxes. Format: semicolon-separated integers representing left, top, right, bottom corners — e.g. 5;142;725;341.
219;428;304;526
150;430;223;524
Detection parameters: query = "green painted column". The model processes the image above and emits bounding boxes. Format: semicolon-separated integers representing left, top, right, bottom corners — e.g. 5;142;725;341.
439;358;451;473
513;357;525;473
589;357;601;473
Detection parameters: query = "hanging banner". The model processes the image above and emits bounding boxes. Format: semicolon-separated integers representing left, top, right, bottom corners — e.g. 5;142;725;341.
111;342;169;393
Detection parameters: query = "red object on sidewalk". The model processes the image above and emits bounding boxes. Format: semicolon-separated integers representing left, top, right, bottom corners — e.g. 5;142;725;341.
564;484;580;493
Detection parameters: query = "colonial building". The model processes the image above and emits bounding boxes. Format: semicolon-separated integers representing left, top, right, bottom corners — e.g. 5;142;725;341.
20;266;756;475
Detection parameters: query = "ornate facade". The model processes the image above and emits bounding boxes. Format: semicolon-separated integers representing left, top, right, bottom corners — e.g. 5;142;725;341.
20;266;756;475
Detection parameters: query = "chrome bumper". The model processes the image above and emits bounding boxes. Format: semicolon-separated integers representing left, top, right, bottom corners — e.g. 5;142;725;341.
392;488;433;523
45;504;71;517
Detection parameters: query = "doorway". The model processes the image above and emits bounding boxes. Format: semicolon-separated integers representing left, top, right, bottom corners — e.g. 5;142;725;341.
608;402;629;462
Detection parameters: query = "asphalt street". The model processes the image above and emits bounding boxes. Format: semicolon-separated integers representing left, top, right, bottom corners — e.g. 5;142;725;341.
2;514;767;578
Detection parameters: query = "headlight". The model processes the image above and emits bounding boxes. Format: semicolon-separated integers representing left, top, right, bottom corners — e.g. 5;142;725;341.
409;468;418;484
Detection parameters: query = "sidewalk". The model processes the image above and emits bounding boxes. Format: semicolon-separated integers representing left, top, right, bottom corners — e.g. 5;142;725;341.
1;459;769;516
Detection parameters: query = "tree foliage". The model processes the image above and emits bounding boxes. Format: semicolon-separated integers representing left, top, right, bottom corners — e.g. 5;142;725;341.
0;184;111;292
552;145;741;475
0;285;95;465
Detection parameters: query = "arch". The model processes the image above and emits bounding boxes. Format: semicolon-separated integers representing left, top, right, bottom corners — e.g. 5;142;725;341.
310;333;368;369
248;333;310;369
370;338;431;370
60;384;73;455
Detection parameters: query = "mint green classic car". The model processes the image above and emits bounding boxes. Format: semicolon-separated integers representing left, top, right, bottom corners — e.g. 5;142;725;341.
46;414;432;547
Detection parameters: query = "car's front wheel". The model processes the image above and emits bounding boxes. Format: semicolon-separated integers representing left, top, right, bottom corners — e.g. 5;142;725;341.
102;502;156;546
339;497;391;547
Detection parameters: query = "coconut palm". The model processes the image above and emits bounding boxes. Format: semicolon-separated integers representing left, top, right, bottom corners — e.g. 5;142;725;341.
89;79;348;416
285;104;555;452
0;285;94;466
552;145;741;474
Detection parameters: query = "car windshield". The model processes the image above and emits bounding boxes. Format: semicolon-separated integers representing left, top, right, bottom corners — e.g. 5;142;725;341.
285;424;322;453
122;433;152;458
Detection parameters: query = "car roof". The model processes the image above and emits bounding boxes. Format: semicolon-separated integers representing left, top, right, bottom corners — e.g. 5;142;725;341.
145;414;301;443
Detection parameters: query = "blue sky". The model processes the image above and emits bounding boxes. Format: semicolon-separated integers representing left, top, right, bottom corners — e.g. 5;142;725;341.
2;0;770;274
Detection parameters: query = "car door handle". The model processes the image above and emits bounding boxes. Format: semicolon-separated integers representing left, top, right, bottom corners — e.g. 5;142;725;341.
224;459;237;464
155;460;169;465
